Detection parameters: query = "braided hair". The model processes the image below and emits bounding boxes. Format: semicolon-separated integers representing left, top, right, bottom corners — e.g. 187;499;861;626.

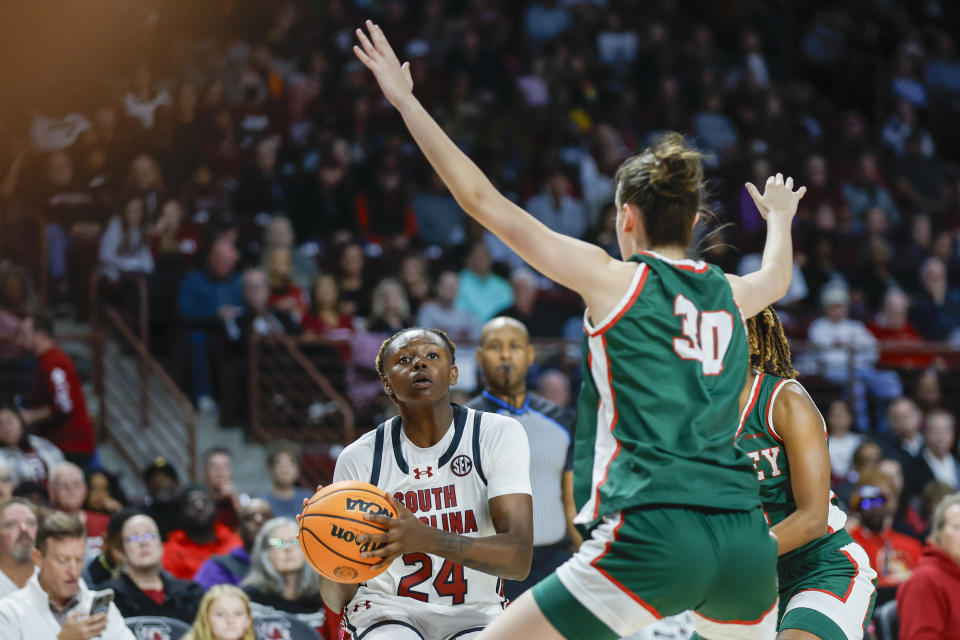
375;327;457;379
746;306;798;379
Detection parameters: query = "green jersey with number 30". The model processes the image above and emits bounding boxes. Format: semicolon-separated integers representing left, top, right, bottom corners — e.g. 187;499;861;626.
573;251;760;525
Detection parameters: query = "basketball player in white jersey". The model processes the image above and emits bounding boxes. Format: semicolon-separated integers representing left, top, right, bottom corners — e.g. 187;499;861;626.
321;327;534;640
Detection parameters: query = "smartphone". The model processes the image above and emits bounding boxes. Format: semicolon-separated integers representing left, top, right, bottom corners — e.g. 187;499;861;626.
89;589;114;616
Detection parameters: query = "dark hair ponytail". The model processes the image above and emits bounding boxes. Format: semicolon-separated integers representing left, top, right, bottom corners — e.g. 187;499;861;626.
614;133;704;248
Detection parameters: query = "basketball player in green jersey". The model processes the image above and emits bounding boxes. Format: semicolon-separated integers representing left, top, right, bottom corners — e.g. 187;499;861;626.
738;308;878;640
353;21;806;640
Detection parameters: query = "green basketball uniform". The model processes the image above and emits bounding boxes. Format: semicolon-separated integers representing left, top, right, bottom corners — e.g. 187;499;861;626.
536;252;778;640
736;372;878;639
573;251;760;525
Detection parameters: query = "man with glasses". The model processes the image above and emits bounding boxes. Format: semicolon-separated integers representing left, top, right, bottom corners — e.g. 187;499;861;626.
104;514;203;622
0;498;38;598
848;469;924;605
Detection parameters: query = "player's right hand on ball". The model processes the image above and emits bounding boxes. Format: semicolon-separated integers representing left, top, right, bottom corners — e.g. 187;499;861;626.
356;493;425;566
745;173;806;221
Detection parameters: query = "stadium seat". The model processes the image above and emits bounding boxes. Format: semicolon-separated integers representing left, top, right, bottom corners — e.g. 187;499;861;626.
253;611;323;639
873;600;898;640
124;616;191;640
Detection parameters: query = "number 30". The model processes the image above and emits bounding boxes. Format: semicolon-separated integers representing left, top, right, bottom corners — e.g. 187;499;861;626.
672;294;734;375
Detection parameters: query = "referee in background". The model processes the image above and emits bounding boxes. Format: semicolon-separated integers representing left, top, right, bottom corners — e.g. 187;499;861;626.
465;316;579;601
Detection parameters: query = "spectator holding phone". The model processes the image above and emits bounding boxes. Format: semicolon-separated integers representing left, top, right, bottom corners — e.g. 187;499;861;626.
0;511;133;639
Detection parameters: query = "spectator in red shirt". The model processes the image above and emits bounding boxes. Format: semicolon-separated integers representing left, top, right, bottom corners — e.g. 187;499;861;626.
848;470;924;604
264;247;308;324
16;314;96;467
866;288;932;368
49;462;110;559
897;493;960;640
163;486;241;580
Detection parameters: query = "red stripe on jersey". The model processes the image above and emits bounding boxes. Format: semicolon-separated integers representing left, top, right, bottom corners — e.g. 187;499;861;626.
590;514;662;620
695;598;777;625
763;379;789;443
638;250;709;273
592;334;621;520
586;265;649;337
734;373;764;440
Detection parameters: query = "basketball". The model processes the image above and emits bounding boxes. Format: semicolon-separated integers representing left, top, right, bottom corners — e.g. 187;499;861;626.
298;480;397;583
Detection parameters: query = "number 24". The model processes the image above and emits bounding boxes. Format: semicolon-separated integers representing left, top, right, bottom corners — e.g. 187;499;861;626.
672;294;734;375
397;553;468;604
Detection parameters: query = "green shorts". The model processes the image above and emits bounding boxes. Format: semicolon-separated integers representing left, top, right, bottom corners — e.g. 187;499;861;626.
531;505;778;640
778;530;878;640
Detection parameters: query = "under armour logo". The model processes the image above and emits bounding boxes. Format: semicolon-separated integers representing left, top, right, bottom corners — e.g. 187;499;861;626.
413;466;433;479
352;600;372;613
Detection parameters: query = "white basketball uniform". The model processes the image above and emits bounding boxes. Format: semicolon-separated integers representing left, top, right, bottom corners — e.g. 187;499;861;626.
334;404;532;640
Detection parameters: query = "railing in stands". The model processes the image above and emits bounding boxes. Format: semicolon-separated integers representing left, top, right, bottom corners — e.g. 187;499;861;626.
91;276;197;480
248;333;355;446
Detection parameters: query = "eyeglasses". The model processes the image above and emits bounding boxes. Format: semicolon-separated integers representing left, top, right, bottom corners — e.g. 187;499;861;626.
267;537;298;550
860;497;887;510
124;533;159;545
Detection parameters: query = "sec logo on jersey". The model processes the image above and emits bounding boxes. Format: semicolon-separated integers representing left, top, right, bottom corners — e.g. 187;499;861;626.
450;454;473;477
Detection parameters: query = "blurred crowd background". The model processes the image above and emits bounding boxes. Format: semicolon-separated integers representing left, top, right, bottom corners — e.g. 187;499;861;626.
0;0;959;638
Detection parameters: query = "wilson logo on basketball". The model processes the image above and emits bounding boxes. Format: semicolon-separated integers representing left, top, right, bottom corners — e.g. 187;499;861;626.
450;455;472;477
413;466;433;479
345;497;393;517
330;524;387;552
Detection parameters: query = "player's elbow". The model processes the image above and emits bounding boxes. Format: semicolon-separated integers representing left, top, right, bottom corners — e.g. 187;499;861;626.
800;508;829;543
504;538;534;581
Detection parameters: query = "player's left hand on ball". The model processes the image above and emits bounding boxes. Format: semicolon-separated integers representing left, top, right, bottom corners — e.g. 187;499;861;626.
357;493;423;564
353;20;414;109
296;484;325;524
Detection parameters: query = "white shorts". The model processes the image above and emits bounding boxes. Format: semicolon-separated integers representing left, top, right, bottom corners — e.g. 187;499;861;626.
342;591;500;640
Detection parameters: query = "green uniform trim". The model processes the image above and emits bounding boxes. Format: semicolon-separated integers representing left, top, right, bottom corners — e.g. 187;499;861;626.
532;573;617;640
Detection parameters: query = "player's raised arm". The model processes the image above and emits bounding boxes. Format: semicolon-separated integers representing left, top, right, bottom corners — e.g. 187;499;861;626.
353;21;626;310
725;174;806;318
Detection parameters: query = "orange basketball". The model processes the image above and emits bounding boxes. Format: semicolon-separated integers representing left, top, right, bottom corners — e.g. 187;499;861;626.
298;480;397;583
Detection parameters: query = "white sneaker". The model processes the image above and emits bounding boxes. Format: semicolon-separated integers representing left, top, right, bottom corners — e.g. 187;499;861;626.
197;395;219;414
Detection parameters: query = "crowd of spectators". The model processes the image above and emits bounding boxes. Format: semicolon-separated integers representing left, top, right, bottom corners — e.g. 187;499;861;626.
0;442;340;638
0;0;957;637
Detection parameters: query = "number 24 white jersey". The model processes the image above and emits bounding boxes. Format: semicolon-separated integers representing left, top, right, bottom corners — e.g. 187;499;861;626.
333;404;531;614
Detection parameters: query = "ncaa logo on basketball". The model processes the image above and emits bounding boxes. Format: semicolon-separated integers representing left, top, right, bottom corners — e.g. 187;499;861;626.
450;455;473;477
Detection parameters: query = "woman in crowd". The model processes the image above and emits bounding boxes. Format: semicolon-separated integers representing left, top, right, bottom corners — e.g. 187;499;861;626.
302;273;355;341
241;517;323;614
98;196;155;284
366;278;412;333
184;584;255;640
0;405;64;487
264;247;308;324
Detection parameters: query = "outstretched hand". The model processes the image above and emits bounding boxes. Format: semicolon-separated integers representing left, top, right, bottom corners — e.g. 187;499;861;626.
745;173;807;221
353;20;414;109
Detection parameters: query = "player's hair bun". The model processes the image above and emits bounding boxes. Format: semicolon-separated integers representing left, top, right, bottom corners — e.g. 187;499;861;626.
644;132;704;201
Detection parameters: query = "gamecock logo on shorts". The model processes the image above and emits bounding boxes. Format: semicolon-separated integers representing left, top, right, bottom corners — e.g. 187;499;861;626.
255;618;292;640
334;565;358;580
451;455;473;477
132;621;173;640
